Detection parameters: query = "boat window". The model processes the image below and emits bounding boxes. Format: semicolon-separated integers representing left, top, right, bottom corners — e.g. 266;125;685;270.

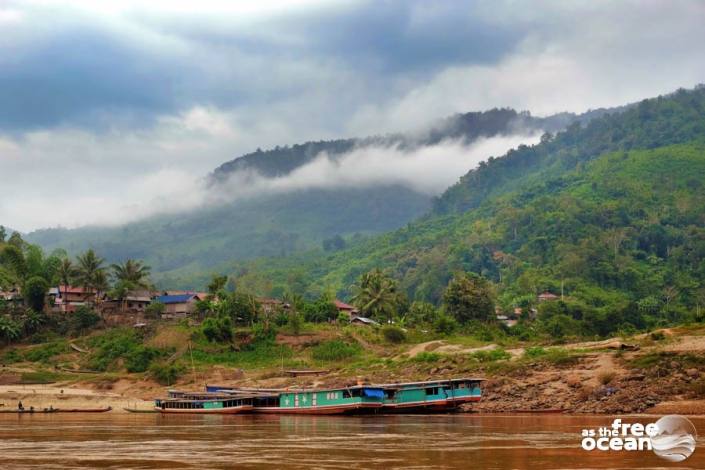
425;387;439;396
342;390;352;399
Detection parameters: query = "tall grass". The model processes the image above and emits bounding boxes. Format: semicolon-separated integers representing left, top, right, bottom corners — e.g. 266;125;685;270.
311;340;362;361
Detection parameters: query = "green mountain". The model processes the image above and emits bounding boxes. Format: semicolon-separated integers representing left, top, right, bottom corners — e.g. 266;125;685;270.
226;86;705;330
25;108;586;284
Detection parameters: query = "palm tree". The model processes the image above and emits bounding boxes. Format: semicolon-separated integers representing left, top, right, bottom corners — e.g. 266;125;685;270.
76;249;106;303
111;259;151;289
351;268;399;322
57;258;76;288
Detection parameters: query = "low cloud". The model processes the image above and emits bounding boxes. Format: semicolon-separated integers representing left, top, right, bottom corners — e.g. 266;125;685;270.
0;131;538;232
214;133;540;199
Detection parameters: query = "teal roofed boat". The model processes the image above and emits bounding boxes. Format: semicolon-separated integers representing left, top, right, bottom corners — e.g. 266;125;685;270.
154;391;255;414
201;377;484;414
376;378;484;412
205;385;386;415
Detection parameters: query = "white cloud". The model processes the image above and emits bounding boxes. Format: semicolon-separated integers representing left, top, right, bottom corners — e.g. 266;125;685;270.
257;134;540;195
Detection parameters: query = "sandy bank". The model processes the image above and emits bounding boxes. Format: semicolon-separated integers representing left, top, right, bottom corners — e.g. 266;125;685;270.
0;384;154;413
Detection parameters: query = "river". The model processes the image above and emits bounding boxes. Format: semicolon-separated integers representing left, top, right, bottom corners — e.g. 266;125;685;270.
0;414;703;469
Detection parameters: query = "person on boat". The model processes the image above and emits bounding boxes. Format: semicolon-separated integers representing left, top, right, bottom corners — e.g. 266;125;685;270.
17;401;24;411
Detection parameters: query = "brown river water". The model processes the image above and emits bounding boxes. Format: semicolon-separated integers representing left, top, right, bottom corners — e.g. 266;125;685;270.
0;414;703;469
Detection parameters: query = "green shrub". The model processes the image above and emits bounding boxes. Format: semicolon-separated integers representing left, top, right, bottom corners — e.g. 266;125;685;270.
382;325;406;344
23;341;67;363
523;346;547;359
251;322;277;343
433;313;458;335
149;362;184;385
202;315;233;343
541;313;580;339
274;310;290;327
541;348;579;366
1;349;22;363
311;339;361;361
287;313;303;336
145;302;165;319
20;370;60;384
470;348;511;362
412;351;441;363
125;346;162;373
72;306;101;331
86;329;141;372
191;341;293;369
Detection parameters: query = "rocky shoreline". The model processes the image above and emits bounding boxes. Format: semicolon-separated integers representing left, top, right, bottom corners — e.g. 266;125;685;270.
472;352;705;415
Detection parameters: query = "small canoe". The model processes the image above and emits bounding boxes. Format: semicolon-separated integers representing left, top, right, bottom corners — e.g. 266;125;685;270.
57;407;112;413
0;409;57;414
0;407;112;414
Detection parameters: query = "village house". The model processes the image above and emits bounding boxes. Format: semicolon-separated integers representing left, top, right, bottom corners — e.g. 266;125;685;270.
154;293;205;319
52;286;105;313
100;290;153;315
334;299;359;319
258;298;290;315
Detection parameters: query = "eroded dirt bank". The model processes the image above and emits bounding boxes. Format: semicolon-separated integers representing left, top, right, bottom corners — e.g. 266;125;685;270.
2;328;704;414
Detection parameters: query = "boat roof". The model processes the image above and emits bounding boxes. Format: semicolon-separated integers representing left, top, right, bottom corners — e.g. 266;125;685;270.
373;378;486;388
206;384;384;394
165;390;260;399
157;397;256;403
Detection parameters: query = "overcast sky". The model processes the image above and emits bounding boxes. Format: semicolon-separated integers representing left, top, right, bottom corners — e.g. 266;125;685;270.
1;0;705;232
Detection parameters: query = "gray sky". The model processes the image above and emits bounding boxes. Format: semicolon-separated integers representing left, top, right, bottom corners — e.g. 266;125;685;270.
1;0;704;231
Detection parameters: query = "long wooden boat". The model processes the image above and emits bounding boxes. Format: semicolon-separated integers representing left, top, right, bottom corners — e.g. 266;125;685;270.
199;378;483;415
154;392;254;414
376;378;484;413
0;406;112;414
205;385;385;415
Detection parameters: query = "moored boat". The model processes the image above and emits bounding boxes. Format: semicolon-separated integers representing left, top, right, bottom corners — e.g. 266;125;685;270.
375;378;484;413
197;378;483;414
0;406;113;414
154;391;254;414
206;385;385;415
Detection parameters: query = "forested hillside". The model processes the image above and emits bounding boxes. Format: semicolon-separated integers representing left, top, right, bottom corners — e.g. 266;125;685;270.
26;108;586;281
226;87;705;335
209;108;576;180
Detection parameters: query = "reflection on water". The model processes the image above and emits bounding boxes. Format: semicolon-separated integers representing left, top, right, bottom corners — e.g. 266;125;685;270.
0;414;703;469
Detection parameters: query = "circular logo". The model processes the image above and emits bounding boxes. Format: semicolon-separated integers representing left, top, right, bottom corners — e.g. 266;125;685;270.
650;415;698;462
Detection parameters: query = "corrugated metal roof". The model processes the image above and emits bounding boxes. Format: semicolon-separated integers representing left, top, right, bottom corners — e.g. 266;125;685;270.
155;294;196;304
